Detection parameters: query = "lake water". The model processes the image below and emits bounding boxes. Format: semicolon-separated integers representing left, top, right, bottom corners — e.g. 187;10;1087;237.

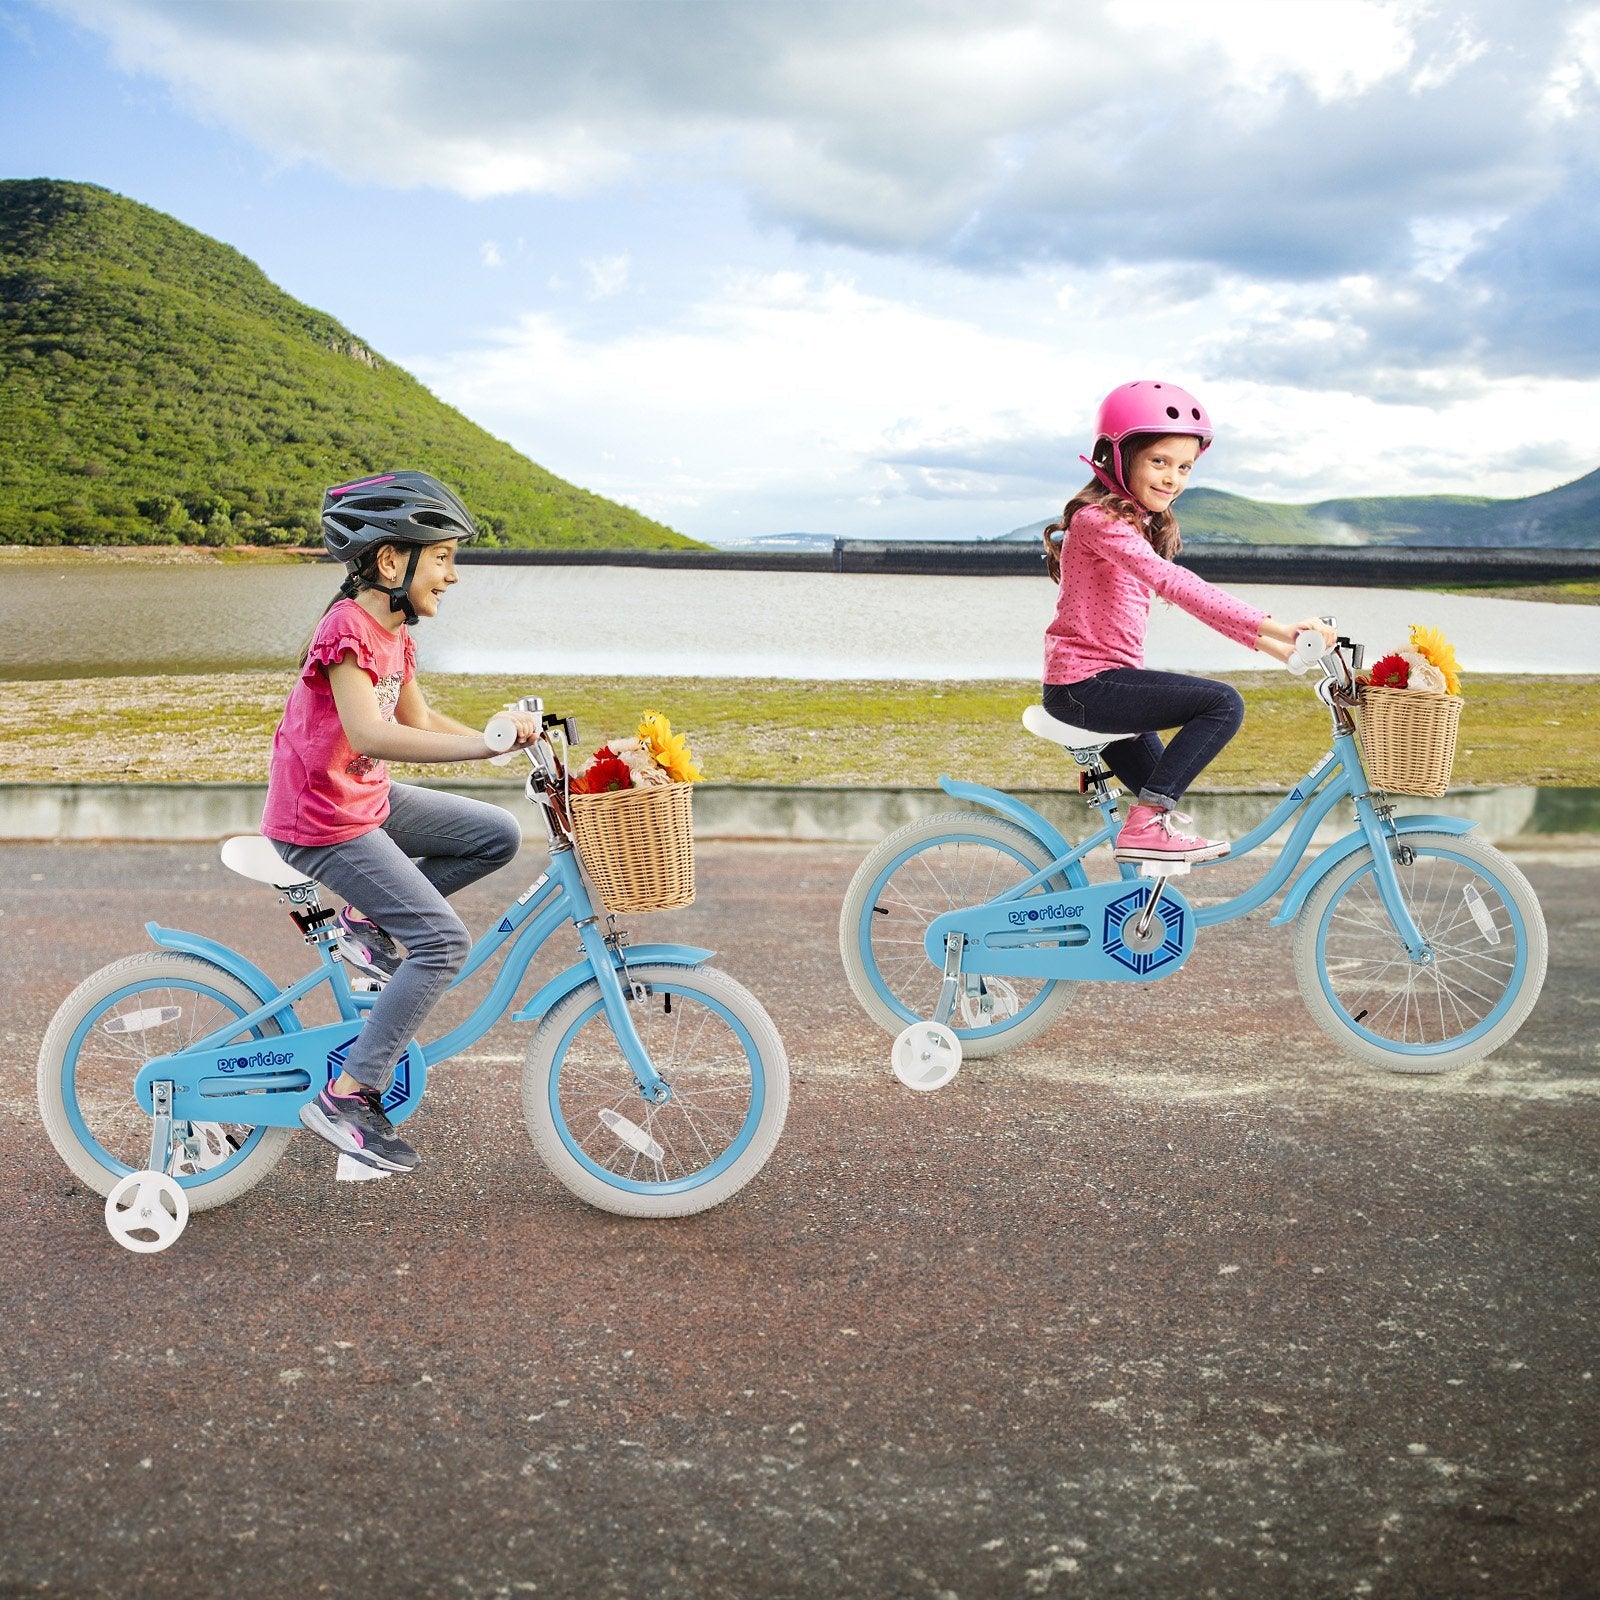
1;562;1594;680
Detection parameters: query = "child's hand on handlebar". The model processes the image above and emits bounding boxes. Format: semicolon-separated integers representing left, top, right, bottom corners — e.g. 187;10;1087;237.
483;709;544;755
1295;617;1338;650
1257;614;1337;667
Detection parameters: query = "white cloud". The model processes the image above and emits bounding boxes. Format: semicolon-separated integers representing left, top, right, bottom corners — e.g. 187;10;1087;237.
35;0;1600;525
48;0;1594;288
409;264;1600;539
582;253;629;299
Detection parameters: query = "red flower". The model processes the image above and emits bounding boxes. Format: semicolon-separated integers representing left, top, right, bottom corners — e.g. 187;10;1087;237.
572;747;634;795
1369;653;1410;689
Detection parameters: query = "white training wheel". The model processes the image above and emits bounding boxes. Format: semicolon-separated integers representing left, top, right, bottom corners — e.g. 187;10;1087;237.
891;1021;963;1092
104;1170;190;1253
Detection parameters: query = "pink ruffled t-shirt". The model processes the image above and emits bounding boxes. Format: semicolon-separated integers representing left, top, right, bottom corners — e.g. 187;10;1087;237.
1043;503;1266;684
261;599;415;846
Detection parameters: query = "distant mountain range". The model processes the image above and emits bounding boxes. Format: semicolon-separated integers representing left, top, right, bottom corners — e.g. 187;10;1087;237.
993;473;1600;549
716;469;1600;553
0;179;698;550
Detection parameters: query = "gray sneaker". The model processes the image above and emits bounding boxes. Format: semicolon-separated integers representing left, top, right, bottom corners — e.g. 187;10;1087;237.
299;1083;418;1173
336;906;403;983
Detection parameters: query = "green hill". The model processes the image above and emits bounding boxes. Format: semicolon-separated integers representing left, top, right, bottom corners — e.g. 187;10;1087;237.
0;179;699;550
1173;474;1600;548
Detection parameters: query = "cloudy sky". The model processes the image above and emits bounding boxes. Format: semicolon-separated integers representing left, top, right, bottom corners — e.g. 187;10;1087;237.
3;0;1598;542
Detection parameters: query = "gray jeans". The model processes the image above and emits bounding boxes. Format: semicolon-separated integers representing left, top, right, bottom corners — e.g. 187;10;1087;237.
270;782;522;1090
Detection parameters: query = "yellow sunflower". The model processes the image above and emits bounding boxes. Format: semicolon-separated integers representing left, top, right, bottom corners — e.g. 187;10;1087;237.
637;710;703;783
1408;624;1462;695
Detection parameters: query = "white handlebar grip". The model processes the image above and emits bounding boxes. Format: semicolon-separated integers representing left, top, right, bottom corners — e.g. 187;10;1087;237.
1287;630;1333;676
484;714;520;753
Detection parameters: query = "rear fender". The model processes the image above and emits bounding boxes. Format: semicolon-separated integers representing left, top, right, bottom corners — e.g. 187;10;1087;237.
144;922;300;1029
936;776;1073;861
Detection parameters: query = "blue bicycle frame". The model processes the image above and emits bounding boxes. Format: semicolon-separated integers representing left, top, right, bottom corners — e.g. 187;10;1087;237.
126;807;712;1131
926;701;1469;977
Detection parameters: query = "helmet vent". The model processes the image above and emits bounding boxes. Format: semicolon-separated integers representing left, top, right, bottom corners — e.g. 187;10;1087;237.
1165;406;1180;420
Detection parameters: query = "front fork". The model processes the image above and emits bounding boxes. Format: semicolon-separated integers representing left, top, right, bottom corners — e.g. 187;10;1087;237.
575;916;673;1103
1353;795;1431;962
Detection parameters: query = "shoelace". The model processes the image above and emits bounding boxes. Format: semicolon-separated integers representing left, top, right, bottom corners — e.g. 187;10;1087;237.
354;1085;397;1134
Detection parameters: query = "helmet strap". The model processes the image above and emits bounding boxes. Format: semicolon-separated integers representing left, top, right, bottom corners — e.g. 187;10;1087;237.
383;545;423;624
342;544;422;623
1080;449;1130;501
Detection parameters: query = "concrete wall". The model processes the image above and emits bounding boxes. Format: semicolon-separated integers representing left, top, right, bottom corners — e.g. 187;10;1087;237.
2;780;1590;846
455;543;1600;585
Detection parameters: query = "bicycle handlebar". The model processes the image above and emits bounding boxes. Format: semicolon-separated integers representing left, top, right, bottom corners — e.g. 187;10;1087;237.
484;714;521;754
1286;628;1336;676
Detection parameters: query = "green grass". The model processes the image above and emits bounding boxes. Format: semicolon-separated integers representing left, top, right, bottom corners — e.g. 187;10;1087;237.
4;672;1595;788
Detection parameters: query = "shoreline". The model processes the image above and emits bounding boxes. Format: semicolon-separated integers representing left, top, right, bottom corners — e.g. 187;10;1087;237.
3;540;1598;590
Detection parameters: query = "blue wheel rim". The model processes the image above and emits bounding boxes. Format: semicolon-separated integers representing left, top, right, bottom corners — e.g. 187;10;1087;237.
1314;843;1530;1057
855;827;1069;1040
62;977;274;1189
546;980;766;1195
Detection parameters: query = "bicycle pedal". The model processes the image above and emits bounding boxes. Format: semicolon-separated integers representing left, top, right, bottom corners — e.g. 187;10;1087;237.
1123;857;1193;878
335;1152;394;1183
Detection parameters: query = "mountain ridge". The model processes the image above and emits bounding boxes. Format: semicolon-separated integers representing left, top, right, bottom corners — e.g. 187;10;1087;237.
995;471;1600;549
0;179;698;549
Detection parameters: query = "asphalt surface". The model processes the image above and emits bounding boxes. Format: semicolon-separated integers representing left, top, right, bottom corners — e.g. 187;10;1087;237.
1;837;1597;1600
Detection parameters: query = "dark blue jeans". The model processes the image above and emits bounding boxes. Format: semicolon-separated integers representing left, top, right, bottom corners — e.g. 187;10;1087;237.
1042;669;1245;810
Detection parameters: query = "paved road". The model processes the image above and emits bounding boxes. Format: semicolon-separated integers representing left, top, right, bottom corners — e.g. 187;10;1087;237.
2;838;1597;1600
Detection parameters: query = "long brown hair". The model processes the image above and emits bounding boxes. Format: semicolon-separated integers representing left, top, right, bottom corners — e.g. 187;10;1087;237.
1042;433;1183;584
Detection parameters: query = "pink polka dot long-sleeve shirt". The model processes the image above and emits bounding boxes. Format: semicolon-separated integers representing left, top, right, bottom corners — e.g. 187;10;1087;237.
1043;504;1267;684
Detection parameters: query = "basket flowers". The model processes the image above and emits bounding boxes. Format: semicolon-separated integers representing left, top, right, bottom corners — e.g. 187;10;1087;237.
569;710;703;794
1356;625;1463;797
565;711;701;914
1365;624;1463;696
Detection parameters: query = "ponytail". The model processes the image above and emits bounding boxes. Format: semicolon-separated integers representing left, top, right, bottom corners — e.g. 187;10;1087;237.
296;569;364;668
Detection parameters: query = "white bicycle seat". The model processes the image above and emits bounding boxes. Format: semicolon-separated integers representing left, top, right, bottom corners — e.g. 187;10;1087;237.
219;835;315;891
1021;705;1128;758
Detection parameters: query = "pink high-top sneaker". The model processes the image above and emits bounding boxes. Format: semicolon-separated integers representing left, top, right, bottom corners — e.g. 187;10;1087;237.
1113;804;1230;863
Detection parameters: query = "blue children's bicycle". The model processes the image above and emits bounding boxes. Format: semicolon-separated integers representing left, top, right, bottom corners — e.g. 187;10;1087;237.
38;699;789;1252
839;627;1548;1089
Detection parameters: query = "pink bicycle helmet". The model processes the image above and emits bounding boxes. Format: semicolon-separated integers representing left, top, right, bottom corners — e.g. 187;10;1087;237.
1083;380;1213;499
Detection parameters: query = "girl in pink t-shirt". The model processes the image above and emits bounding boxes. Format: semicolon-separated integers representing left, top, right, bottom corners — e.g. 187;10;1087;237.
262;471;539;1176
1040;382;1333;863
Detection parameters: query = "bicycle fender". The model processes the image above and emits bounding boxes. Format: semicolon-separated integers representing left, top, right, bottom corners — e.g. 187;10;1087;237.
512;944;715;1023
143;921;296;1023
1270;816;1477;927
936;776;1074;860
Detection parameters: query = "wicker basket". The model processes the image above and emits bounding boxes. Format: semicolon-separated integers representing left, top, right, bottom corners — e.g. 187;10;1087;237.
568;781;696;914
1356;684;1463;797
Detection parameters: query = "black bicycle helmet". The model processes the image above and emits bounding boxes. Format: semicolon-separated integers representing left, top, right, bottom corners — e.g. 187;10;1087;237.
320;471;478;622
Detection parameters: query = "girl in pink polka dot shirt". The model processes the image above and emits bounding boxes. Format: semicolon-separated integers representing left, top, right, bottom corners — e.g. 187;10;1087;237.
1040;381;1334;863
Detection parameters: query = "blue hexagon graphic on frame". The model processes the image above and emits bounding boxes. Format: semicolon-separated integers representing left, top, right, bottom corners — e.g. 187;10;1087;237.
1103;888;1188;976
326;1033;413;1114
